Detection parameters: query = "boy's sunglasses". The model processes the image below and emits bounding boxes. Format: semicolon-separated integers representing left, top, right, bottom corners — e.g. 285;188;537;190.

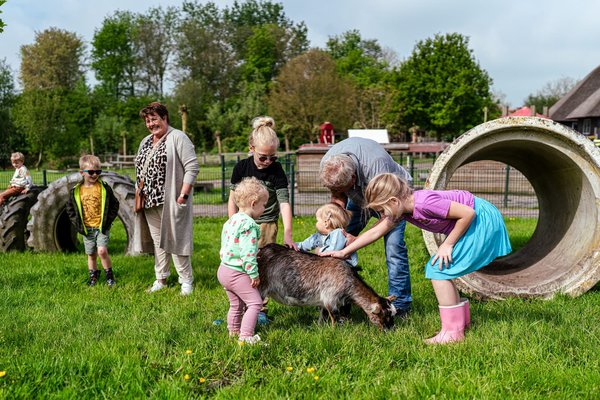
82;170;102;175
257;155;278;162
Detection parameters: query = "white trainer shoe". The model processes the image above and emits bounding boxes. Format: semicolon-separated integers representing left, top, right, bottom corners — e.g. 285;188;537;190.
147;280;166;293
238;334;261;345
180;282;193;296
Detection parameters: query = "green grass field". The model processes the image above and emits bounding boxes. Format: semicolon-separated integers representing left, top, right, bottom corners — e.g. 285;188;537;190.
1;217;599;398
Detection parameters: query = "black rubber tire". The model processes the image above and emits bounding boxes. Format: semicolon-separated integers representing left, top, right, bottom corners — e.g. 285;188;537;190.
0;186;46;252
26;172;136;254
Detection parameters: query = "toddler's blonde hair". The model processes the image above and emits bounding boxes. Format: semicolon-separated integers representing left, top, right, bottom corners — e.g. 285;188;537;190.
234;177;268;209
365;173;413;218
11;152;25;162
79;154;101;170
316;203;351;230
249;116;280;148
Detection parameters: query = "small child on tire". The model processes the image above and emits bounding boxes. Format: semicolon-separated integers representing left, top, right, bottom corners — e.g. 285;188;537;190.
66;155;120;287
0;152;33;207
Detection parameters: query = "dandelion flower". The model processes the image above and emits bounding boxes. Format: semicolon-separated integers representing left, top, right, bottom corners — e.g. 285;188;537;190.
199;377;206;383
0;371;5;378
306;367;315;373
286;367;293;372
238;341;245;346
314;376;320;381
184;374;191;381
185;349;193;355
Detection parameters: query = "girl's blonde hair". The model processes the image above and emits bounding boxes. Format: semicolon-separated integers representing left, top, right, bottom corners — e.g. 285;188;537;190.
11;152;25;162
319;154;355;189
249;116;280;148
234;177;268;209
316;203;351;230
365;173;413;218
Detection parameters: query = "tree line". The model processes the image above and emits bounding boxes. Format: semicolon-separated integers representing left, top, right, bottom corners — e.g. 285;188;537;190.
1;0;520;168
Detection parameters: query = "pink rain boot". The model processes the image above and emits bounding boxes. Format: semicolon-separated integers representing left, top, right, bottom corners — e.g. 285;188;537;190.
460;297;471;330
424;303;465;345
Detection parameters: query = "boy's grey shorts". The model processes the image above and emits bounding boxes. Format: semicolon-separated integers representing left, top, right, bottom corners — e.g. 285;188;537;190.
82;227;110;255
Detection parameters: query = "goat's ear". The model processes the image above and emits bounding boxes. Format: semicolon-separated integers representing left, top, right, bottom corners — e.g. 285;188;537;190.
386;295;397;302
370;303;382;314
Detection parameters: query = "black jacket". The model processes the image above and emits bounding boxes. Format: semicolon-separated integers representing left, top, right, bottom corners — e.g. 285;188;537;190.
66;179;120;235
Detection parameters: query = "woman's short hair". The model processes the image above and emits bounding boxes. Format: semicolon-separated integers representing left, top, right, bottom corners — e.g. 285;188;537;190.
249;116;279;148
319;154;355;189
139;102;170;124
316;203;351;230
234;177;268;209
10;152;25;162
79;155;101;170
365;173;412;218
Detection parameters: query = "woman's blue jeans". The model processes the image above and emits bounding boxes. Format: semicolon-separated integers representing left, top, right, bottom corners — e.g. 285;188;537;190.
346;199;412;312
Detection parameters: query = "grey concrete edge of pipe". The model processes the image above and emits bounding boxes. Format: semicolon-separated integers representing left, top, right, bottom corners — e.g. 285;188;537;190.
423;116;600;299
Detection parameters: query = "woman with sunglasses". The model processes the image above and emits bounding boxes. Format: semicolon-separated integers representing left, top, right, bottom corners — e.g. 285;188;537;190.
134;102;200;296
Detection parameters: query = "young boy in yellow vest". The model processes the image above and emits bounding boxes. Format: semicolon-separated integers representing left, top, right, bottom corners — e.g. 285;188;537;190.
66;155;120;286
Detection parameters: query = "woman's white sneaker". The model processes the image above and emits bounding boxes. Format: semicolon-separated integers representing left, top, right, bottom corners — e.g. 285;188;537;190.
180;282;193;296
147;280;166;293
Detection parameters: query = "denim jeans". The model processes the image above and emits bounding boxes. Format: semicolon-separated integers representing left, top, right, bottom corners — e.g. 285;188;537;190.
346;199;412;311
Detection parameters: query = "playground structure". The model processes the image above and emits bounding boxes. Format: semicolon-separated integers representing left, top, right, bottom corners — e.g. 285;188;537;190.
2;116;600;299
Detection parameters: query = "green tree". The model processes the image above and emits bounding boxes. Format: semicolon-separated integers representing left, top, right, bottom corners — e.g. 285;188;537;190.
0;59;24;166
13;89;63;167
326;29;390;86
396;33;494;141
91;11;138;101
175;0;308;150
524;76;576;113
20;28;85;90
269;50;355;148
0;0;6;33
133;6;179;97
225;0;308;83
16;28;88;167
326;30;400;131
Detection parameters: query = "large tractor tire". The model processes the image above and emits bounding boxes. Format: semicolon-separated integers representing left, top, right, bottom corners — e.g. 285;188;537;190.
27;172;136;254
0;186;46;252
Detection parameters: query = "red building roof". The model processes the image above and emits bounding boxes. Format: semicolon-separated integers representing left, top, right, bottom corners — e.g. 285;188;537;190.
507;106;548;118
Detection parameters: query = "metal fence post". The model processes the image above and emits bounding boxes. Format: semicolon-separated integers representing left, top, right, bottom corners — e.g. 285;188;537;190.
289;162;295;217
503;164;511;208
42;170;47;186
220;154;226;203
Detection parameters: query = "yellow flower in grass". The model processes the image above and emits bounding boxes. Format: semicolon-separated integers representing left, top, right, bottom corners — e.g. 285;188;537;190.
184;374;191;381
286;366;293;372
314;376;320;381
306;367;315;374
0;371;5;378
185;349;193;355
199;377;206;383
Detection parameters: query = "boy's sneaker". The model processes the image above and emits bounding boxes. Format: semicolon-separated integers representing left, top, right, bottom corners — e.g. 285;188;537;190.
238;334;261;345
88;270;100;286
257;312;270;325
147;280;166;293
180;282;193;296
105;268;116;287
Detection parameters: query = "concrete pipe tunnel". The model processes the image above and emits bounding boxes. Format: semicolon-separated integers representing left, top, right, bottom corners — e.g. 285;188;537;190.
423;116;600;299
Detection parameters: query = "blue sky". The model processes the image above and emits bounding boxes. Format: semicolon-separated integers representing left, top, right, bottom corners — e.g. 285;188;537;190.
2;0;600;107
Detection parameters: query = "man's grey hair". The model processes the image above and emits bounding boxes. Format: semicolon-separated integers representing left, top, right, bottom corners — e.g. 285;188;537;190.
320;154;355;189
